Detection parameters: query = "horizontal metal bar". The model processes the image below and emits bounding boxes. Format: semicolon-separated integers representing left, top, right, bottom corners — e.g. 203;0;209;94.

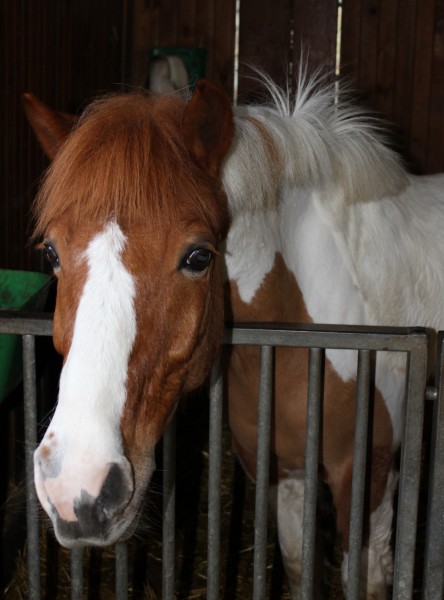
224;323;427;353
0;310;53;336
0;314;427;352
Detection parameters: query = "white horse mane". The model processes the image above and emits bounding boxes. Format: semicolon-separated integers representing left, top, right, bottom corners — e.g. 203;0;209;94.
222;69;408;213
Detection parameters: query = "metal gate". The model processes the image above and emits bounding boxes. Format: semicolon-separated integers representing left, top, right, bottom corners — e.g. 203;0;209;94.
1;311;443;599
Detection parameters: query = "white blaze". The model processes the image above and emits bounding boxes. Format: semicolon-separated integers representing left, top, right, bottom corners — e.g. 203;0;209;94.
38;221;137;503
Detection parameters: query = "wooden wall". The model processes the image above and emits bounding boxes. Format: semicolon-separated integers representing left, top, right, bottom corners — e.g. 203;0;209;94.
2;0;444;270
1;0;130;271
132;0;444;172
130;0;338;101
342;0;444;173
131;0;237;97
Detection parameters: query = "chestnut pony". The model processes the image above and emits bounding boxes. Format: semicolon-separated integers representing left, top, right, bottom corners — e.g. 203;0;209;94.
24;72;444;598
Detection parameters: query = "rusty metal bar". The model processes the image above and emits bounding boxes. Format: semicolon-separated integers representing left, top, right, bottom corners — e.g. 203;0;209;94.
300;347;323;598
22;334;40;600
422;332;444;599
252;345;274;600
207;362;224;600
392;335;428;599
0;315;432;599
347;349;372;598
162;418;176;600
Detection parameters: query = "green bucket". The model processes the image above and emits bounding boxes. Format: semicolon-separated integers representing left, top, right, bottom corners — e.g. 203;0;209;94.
0;270;52;401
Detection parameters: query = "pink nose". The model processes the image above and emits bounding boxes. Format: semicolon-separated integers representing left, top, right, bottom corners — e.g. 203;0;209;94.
34;451;134;546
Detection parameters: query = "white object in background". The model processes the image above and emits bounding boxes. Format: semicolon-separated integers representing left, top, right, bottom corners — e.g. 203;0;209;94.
148;56;189;93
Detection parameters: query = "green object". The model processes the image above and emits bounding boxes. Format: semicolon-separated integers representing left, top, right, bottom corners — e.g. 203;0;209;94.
0;270;52;401
149;47;206;88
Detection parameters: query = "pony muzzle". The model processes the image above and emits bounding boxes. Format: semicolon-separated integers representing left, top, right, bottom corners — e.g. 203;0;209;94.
34;449;135;547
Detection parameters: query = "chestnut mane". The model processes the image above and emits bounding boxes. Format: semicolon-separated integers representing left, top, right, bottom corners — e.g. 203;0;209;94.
33;92;229;238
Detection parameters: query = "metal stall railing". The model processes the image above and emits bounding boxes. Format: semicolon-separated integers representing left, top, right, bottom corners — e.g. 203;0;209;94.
1;311;441;599
211;324;430;600
422;332;444;599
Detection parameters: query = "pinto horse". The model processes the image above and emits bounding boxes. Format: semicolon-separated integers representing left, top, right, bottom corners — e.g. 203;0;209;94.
24;71;444;598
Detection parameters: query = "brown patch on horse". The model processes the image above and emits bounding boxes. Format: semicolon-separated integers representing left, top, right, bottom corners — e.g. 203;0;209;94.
329;445;394;551
32;90;230;241
119;221;227;459
225;252;394;510
247;116;282;180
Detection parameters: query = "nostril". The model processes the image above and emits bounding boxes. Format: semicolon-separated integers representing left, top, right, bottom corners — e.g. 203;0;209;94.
95;462;134;520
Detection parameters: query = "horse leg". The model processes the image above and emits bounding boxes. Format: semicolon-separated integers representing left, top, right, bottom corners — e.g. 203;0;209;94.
269;472;326;599
269;474;305;597
330;452;396;599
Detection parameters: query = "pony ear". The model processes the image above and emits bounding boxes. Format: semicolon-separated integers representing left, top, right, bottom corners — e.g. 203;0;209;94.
182;80;234;178
23;93;77;160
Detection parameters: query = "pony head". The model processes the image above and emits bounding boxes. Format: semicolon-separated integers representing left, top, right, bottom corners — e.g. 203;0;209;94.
24;83;233;547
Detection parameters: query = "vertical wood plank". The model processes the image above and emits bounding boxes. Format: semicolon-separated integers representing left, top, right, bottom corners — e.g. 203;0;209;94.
237;0;294;102
131;0;236;94
341;0;444;173
409;0;435;171
210;0;236;96
426;0;444;172
1;0;128;271
374;0;398;119
341;0;363;79
357;0;380;106
291;0;338;82
392;0;416;144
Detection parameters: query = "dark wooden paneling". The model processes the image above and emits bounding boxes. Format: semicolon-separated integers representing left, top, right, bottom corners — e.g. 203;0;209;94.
0;0;128;270
291;0;338;77
427;2;444;172
131;0;236;96
409;0;435;171
237;0;293;101
392;0;416;133
3;0;444;270
237;0;337;101
341;0;444;174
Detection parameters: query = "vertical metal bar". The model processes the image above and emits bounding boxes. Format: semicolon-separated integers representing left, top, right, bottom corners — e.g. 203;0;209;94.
207;362;224;600
253;345;274;600
300;347;323;599
347;349;372;598
115;542;128;600
70;547;83;600
22;334;40;600
393;337;428;599
422;333;444;599
162;417;176;600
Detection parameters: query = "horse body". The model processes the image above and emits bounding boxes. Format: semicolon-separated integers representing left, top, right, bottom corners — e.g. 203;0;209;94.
24;73;444;596
222;90;444;594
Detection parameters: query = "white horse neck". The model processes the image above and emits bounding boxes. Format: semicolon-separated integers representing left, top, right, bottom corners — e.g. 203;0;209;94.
223;75;444;332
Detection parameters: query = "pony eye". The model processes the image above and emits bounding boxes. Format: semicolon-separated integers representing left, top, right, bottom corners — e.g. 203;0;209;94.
43;241;60;270
180;247;213;273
